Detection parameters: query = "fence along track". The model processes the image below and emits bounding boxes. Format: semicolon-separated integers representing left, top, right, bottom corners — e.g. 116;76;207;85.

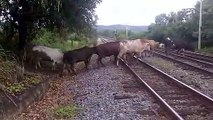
120;57;213;120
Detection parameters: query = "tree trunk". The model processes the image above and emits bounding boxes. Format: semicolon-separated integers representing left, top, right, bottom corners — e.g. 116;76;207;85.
18;20;27;51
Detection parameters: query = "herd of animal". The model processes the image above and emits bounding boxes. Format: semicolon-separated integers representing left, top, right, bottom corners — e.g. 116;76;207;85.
25;37;190;75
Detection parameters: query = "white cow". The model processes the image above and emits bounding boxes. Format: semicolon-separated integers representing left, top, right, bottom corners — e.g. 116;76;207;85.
32;45;64;70
117;39;150;66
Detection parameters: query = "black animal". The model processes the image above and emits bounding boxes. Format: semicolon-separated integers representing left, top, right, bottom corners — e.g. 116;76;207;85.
173;40;195;53
96;41;120;67
164;37;195;55
62;46;97;75
164;37;175;55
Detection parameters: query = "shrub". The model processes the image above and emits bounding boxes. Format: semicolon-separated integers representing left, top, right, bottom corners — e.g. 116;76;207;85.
32;28;92;51
53;104;77;119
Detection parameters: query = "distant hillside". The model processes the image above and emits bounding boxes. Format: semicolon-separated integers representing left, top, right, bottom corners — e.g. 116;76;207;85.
96;24;148;32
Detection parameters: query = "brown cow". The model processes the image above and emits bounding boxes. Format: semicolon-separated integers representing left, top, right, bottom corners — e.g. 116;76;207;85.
96;41;120;67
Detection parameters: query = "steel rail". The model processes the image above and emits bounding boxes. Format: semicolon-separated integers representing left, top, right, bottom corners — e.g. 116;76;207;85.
154;51;213;75
157;50;213;68
120;58;184;120
136;57;213;107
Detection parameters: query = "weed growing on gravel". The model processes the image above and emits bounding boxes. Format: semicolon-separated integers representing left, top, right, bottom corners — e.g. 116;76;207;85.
149;58;175;70
7;83;26;93
53;104;77;119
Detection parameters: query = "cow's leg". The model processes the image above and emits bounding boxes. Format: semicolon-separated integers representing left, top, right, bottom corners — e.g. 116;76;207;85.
84;60;89;70
165;47;168;55
139;52;142;58
177;49;181;54
97;56;101;68
63;63;71;73
182;49;185;56
70;63;76;75
35;64;38;70
100;58;105;67
144;51;147;57
38;60;41;68
114;55;118;64
150;50;153;57
146;50;148;57
60;63;65;76
121;54;125;62
116;56;120;67
35;57;40;69
117;51;125;66
179;48;185;56
52;62;56;71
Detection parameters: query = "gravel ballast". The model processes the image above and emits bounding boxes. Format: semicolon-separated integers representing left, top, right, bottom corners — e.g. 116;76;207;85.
143;56;213;98
70;57;169;120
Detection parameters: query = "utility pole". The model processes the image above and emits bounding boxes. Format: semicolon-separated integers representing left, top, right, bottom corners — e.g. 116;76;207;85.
198;0;202;50
126;26;128;39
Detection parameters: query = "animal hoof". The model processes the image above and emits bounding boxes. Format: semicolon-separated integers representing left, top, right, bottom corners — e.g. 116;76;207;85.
59;73;63;77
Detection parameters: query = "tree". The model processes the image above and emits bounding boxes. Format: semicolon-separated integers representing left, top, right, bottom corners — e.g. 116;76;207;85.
155;13;169;25
0;0;102;51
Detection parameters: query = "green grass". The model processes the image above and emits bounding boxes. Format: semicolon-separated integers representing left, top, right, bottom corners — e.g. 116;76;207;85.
53;104;78;119
31;28;94;52
0;47;43;94
7;83;26;93
196;47;213;55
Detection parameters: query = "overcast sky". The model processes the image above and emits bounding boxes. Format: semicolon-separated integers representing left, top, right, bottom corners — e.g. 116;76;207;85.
95;0;198;26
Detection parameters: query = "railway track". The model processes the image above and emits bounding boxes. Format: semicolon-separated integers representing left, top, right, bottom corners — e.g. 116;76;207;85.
120;57;213;120
117;65;171;119
157;49;213;67
158;48;213;64
100;38;213;119
154;51;213;75
183;51;213;63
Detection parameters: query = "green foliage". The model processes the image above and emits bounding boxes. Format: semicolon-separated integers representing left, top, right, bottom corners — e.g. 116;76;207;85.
97;29;146;40
197;47;213;54
98;30;115;38
0;0;102;50
53;104;77;119
0;47;43;95
145;0;213;47
25;75;42;86
7;83;26;93
32;29;56;46
31;29;91;51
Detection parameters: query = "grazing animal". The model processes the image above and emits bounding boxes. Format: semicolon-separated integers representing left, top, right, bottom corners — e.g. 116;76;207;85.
95;41;120;67
173;40;195;53
117;39;150;66
159;43;165;48
31;45;63;70
142;39;159;57
164;37;175;55
164;37;195;55
62;46;97;75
